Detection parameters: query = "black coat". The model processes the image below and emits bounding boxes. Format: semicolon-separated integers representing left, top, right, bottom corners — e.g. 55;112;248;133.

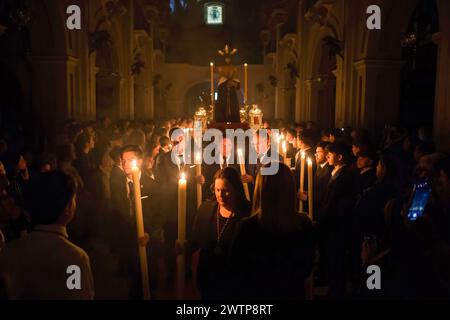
318;166;356;231
110;166;163;236
154;151;198;239
191;200;250;299
315;163;333;210
230;213;315;300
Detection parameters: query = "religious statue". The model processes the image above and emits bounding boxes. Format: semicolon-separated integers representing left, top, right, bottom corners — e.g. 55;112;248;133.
213;45;242;123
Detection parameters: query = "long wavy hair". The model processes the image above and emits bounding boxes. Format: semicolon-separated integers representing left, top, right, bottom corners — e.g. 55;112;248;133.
252;163;301;232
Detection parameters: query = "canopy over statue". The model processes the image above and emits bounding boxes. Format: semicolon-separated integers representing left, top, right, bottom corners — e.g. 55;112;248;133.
213;45;242;123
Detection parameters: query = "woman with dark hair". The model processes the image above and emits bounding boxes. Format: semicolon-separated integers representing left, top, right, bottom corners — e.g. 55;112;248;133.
230;163;315;300
191;167;251;300
350;153;402;291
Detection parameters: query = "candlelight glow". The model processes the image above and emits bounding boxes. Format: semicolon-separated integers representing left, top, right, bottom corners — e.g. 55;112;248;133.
180;172;187;181
195;153;202;163
282;141;287;153
244;63;248;67
307;158;313;166
210;62;214;67
301;151;306;159
132;159;138;170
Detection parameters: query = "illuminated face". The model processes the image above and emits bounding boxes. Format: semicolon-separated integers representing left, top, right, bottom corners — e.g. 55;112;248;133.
327;152;339;166
121;151;143;177
222;138;233;157
315;147;327;164
215;178;235;209
252;134;269;155
352;145;360;157
357;156;371;170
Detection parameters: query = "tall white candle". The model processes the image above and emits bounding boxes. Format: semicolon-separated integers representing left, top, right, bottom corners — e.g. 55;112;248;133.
307;158;314;220
196;153;202;209
131;161;151;300
299;151;306;213
178;173;187;242
176;172;187;299
244;63;248;103
238;149;251;201
210;62;214;105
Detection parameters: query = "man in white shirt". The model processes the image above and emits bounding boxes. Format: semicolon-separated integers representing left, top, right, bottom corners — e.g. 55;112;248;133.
0;171;94;300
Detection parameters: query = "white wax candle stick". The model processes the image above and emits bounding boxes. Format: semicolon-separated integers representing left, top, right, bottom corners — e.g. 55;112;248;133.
131;161;151;300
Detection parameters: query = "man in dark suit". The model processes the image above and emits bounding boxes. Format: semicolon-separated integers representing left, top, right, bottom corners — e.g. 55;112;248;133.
355;149;378;195
318;142;357;298
153;128;197;284
110;145;163;299
203;136;241;200
314;142;333;210
242;130;283;199
294;129;317;192
312;141;333;285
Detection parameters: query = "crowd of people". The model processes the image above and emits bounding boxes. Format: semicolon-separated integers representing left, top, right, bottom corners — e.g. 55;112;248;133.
0;116;449;300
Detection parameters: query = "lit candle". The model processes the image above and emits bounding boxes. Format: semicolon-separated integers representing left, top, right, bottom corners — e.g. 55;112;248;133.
244;63;248;103
282;141;291;168
196;153;202;209
307;158;314;220
178;172;187;243
131;160;151;300
238;149;251;201
299;152;306;213
177;172;187;299
210;62;214;105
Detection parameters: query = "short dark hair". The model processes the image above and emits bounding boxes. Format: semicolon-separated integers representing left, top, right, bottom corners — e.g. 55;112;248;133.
109;146;122;162
316;141;330;150
169;127;183;141
120;145;143;159
298;129;316;147
327;142;352;164
357;149;379;164
159;136;171;148
25;171;77;225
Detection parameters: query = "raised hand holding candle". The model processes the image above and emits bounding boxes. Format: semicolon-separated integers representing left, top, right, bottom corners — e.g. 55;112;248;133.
238;149;251;201
131;160;151;300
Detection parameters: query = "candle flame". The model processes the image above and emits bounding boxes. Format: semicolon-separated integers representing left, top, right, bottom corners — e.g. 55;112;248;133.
210;62;214;67
282;141;287;153
180;172;186;181
307;158;313;166
196;153;202;163
237;149;243;156
301;151;306;159
244;63;248;67
131;160;137;169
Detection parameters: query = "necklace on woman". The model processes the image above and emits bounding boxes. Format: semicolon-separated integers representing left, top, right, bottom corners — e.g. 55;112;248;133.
214;206;234;257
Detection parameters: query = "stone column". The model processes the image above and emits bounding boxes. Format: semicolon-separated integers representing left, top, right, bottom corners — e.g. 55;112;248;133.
353;59;405;134
30;55;79;135
304;79;323;122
